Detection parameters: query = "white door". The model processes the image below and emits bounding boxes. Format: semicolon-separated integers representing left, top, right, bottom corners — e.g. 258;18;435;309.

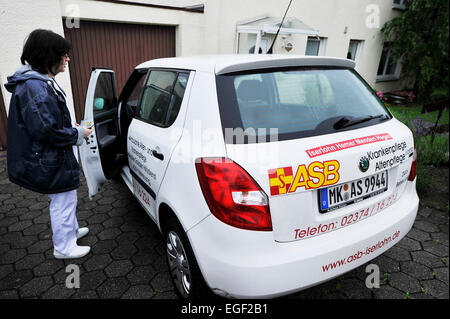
79;68;121;199
127;69;192;219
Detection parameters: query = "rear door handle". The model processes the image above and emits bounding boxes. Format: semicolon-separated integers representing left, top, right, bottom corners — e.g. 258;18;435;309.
152;150;164;161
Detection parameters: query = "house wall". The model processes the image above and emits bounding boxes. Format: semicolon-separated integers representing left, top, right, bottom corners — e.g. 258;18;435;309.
201;0;406;91
0;0;204;116
0;0;409;117
0;0;69;116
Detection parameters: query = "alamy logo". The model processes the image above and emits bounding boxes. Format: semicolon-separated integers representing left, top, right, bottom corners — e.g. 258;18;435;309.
365;264;380;288
65;264;80;289
64;4;81;29
365;4;380;29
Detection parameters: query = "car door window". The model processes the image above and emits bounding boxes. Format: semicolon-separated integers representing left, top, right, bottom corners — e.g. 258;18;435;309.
139;70;177;125
94;72;116;113
137;70;189;127
125;72;146;111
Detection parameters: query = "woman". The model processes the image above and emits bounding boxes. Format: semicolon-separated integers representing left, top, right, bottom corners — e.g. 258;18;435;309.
5;29;93;259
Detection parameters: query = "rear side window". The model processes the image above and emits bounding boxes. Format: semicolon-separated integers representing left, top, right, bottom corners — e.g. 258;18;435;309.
167;73;189;126
216;68;391;143
137;70;189;127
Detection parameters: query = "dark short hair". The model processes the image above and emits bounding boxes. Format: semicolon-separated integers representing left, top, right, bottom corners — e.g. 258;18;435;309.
21;29;72;74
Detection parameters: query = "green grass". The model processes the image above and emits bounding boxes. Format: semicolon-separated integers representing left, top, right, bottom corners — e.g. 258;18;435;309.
387;104;449;197
415;134;448;195
386;104;449;167
416;134;449;165
388;104;449;126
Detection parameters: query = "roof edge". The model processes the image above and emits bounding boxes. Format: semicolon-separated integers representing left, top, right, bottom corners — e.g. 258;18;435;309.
92;0;204;13
215;56;356;75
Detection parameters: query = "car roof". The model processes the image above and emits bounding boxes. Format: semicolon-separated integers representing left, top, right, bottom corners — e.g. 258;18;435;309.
136;54;355;75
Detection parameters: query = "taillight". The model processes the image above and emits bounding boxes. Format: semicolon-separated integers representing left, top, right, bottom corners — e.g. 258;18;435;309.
408;135;417;181
195;157;272;231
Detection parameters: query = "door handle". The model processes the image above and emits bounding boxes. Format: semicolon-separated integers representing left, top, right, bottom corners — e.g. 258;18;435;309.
152;150;164;161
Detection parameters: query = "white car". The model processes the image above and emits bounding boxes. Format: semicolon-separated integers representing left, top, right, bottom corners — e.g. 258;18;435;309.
79;54;419;299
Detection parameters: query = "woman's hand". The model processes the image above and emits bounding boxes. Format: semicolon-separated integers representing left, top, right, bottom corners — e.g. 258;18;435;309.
75;123;93;138
83;126;93;138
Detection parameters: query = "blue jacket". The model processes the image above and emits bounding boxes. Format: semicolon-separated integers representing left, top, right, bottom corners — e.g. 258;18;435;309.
5;65;84;194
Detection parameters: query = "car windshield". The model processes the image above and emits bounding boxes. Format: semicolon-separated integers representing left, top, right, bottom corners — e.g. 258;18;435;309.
216;67;391;143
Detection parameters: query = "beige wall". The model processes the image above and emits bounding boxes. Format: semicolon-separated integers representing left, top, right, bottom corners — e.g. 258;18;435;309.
0;0;71;116
0;0;408;114
200;0;405;91
0;0;204;115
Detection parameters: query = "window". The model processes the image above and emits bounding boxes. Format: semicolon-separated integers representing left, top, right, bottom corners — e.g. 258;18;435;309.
216;68;391;143
119;70;148;150
237;33;271;54
125;73;146;110
347;40;363;64
376;44;401;81
273;72;334;106
93;72;116;113
121;70;148;122
166;73;189;126
392;0;406;10
137;70;189;127
248;36;271;54
305;37;326;56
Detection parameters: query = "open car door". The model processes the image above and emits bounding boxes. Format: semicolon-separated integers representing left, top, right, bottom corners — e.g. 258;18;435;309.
79;68;123;199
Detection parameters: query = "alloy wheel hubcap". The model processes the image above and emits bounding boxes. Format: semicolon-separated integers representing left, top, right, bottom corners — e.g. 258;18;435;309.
166;231;191;297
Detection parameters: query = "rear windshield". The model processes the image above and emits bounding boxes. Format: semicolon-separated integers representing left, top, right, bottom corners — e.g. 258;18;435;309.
216;67;391;144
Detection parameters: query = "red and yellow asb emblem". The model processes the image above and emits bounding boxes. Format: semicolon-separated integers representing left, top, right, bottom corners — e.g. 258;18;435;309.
268;167;294;196
267;160;341;196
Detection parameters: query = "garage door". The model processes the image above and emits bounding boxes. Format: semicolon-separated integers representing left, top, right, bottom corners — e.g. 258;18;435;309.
64;20;175;122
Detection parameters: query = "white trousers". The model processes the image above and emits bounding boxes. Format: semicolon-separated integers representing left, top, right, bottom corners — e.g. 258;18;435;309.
48;189;79;255
46;80;82;255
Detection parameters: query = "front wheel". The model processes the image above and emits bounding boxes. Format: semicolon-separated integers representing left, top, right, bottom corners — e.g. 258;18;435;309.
164;217;215;299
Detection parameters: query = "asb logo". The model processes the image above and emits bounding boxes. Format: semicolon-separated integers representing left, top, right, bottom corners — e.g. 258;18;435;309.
359;156;370;172
268;167;294;196
268;160;340;196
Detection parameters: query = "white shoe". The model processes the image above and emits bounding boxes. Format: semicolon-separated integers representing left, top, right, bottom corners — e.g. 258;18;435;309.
76;227;89;240
53;246;91;259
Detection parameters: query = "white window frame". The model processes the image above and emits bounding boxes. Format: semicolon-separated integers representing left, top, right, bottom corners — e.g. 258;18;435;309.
236;17;320;54
392;0;406;10
305;36;326;56
237;30;271;54
347;39;363;66
236;30;259;54
376;45;402;82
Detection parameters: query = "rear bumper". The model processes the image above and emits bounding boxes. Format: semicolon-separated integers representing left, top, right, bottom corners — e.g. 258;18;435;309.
188;181;419;298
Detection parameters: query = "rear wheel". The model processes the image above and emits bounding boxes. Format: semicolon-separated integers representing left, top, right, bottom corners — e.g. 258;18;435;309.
164;217;214;299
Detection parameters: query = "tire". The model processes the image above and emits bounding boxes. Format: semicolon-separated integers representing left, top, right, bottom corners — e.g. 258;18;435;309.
164;217;217;299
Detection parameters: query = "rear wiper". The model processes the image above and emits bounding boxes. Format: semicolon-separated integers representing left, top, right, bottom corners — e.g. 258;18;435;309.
333;114;389;130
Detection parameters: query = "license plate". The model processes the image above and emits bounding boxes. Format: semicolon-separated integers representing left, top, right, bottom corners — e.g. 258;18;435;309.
319;171;388;213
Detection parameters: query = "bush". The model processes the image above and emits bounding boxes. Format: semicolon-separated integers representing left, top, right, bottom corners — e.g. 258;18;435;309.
415;133;449;166
415;162;434;195
390;105;449;196
405;113;449;166
381;0;449;101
